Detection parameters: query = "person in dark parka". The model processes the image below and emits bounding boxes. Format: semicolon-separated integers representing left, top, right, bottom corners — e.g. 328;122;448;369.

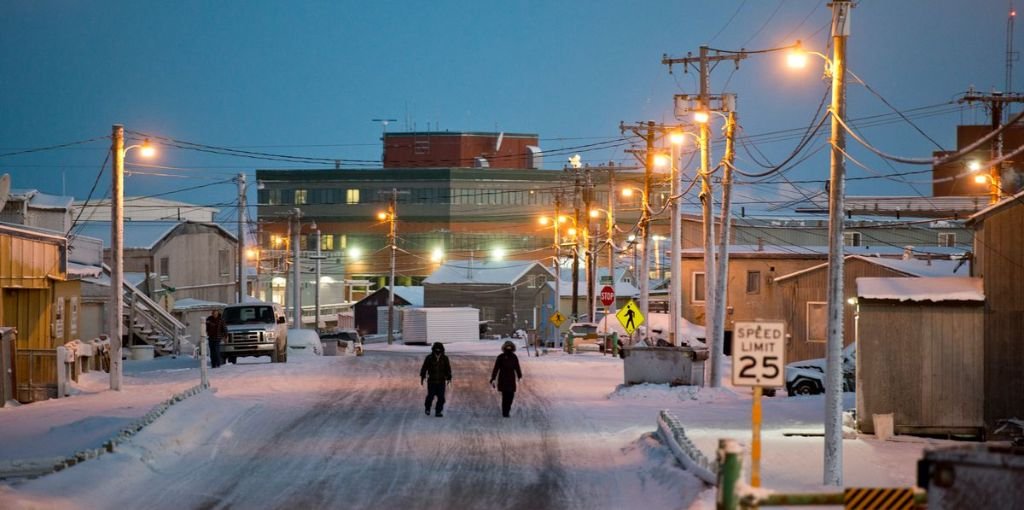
205;309;227;368
420;342;452;417
490;340;523;417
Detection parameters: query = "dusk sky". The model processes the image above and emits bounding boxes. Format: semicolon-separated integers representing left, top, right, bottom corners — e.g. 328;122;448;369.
0;1;1015;219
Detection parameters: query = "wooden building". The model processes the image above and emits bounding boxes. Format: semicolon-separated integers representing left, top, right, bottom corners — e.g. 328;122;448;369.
965;190;1024;435
354;286;424;335
75;221;238;304
423;260;555;337
855;277;985;436
0;222;75;403
773;254;968;363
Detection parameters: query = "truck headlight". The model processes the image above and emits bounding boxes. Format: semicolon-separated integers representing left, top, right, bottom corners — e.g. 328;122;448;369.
265;331;276;340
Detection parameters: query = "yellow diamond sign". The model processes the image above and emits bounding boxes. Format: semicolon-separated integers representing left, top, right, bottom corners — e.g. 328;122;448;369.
616;299;644;335
549;311;567;328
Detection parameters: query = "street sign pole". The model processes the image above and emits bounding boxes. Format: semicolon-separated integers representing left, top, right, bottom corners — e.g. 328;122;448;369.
732;320;786;489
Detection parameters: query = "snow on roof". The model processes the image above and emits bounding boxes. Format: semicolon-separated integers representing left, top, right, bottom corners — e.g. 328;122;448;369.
682;245;967;258
392;286;424;306
67;262;103;278
173;298;228;311
424;260;547;285
774;255;968;283
72;221;235;249
965;188;1024;226
9;189;73;210
857;277;984;302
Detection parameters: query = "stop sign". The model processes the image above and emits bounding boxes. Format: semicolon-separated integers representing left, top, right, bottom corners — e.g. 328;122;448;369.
600;285;615;307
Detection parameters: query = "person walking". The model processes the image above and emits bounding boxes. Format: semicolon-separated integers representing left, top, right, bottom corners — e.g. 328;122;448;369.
490;340;523;417
205;309;227;368
420;342;452;417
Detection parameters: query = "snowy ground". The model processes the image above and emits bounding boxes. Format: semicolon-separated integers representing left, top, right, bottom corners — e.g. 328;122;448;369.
0;339;951;509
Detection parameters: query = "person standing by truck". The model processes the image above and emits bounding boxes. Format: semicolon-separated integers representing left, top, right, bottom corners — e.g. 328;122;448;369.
420;342;452;417
490;340;523;417
205;309;227;368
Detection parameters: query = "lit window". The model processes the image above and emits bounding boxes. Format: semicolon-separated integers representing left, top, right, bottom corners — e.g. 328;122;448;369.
294;189;308;205
346;189;360;204
321;234;334;251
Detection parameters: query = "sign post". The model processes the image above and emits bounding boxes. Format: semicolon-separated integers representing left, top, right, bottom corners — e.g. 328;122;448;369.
731;320;786;488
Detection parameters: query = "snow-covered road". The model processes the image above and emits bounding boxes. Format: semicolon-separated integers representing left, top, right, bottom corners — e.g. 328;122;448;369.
3;349;697;509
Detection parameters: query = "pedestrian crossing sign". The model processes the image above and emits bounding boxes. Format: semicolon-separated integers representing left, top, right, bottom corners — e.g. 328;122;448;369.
616;299;644;335
549;311;567;327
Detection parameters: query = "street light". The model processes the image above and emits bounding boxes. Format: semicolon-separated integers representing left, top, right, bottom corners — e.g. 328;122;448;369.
110;126;155;391
377;204;397;345
785;1;851;485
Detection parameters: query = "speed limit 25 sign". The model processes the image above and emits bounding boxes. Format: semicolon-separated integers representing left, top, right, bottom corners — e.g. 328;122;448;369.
731;321;786;388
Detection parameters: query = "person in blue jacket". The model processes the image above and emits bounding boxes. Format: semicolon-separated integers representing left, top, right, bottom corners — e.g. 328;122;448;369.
490;340;523;417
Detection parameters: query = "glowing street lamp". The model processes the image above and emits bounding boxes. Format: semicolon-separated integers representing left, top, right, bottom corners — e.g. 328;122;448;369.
110;126;155;391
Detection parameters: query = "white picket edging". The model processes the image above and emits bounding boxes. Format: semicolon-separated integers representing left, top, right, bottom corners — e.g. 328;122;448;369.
656;409;718;485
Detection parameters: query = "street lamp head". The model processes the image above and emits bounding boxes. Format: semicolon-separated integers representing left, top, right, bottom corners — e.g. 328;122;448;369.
589;209;600;219
539;216;550;226
567;227;578;238
670;131;686;145
348;247;362;260
968;160;983;172
627;234;636;242
492;247;506;261
430;247;444;262
974;174;989;185
786;42;809;69
377;211;388;221
693;110;710;124
557;215;568;224
138;139;156;158
653;153;670;168
621;188;634;198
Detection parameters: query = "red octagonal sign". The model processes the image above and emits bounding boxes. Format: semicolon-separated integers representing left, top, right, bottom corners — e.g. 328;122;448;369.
600;285;615;307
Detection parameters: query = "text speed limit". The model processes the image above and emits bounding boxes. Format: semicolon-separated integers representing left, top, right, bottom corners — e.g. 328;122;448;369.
731;321;786;388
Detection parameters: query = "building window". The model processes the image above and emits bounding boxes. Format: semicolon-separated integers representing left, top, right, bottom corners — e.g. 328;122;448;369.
938;232;956;247
321;234;334;251
807;301;827;342
294;189;308;205
159;257;170;280
267;189;281;206
844;231;862;247
746;271;761;294
691;272;705;303
346;189;360;204
219;249;230;276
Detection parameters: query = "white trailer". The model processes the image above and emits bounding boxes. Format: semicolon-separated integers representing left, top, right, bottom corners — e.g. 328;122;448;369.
402;307;479;344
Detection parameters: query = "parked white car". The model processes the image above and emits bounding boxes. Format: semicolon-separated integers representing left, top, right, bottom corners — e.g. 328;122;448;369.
785;343;856;396
287;329;323;356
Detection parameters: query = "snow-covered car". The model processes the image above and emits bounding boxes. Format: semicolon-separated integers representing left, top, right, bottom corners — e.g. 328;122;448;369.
785;343;856;396
287;329;323;356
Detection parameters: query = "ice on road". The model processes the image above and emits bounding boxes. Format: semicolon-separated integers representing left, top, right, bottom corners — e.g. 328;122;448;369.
3;349;696;510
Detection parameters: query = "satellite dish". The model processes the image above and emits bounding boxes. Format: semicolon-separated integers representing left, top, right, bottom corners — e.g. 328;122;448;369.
0;173;10;211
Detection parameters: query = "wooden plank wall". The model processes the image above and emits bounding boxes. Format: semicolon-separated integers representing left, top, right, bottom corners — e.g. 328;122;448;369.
777;258;910;362
975;202;1024;430
857;302;983;435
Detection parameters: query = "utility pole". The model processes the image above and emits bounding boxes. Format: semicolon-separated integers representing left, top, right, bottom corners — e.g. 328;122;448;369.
824;0;852;486
606;165;617;322
570;165;582;322
386;189;398;345
662;46;746;387
958;89;1024;203
291;208;302;330
585;166;597;323
553;193;563;345
669;134;683;347
714;108;737;363
311;226;327;332
110;125;125;391
237;173;247;302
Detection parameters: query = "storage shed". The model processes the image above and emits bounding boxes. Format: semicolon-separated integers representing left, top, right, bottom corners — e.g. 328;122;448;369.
353;286;423;335
402;307;479;344
855;276;985;437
